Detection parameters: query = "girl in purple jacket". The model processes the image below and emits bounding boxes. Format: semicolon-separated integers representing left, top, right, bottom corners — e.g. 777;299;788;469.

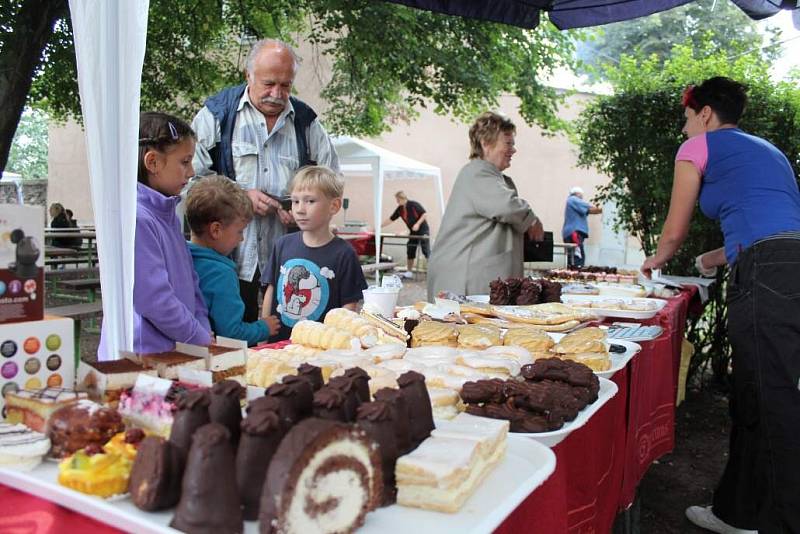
100;112;212;358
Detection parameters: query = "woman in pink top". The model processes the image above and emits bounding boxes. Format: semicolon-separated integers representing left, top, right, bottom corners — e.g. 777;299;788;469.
644;77;800;534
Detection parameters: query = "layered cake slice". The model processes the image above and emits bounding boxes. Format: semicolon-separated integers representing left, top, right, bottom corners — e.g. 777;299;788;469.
260;418;382;534
77;358;158;406
140;351;205;380
396;414;509;513
5;387;88;433
431;412;509;464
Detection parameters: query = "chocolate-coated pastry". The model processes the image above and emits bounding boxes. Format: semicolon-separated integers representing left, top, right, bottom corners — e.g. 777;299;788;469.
396;371;434;445
209;380;244;446
372;388;412;454
542;380;587;411
237;405;286;520
265;381;307;426
171;423;242;534
357;401;400;506
47;400;125;458
296;363;324;392
515;382;557;414
312;386;349;422
489;278;511;305
460;378;506;404
516;278;542;305
343;367;371;403
280;374;314;417
327;376;362;422
571;385;596;404
521;358;570;383
169;389;210;454
510;414;551;433
506;277;524;301
540;279;562;303
129;436;183;511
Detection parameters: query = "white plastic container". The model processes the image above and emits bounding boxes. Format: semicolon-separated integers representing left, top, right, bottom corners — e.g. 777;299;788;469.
362;286;400;317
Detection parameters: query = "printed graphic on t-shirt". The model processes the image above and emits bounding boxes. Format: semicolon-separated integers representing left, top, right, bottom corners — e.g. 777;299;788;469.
276;258;335;326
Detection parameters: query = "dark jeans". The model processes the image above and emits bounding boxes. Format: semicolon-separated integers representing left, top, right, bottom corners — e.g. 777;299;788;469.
239;267;262;323
407;231;430;260
564;231;587;268
712;235;800;533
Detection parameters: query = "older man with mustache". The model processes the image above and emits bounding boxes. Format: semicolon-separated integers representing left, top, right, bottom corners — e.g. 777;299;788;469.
192;39;340;322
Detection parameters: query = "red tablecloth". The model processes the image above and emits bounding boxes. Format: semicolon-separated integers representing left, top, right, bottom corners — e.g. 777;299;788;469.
496;287;698;533
339;231;377;256
0;289;698;534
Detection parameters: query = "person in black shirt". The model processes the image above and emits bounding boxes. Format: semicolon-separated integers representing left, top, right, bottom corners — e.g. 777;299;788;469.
382;191;430;279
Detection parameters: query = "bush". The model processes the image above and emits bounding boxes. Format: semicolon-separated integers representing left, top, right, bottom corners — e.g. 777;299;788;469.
574;42;800;383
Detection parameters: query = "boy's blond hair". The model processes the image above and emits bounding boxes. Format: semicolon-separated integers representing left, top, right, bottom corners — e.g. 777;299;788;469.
288;166;344;199
185;175;253;235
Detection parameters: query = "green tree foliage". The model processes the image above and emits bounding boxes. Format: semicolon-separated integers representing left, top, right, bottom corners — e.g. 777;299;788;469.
7;108;48;179
22;0;574;142
574;42;800;382
576;0;782;80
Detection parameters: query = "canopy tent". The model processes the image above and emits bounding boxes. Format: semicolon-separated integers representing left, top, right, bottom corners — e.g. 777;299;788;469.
68;0;796;359
381;0;800;30
333;135;444;279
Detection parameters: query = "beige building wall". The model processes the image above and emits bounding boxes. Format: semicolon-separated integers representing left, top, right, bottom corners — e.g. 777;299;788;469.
46;41;644;267
47;120;94;226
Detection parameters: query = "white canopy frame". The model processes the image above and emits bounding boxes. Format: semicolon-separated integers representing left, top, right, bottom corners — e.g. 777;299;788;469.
333;136;444;281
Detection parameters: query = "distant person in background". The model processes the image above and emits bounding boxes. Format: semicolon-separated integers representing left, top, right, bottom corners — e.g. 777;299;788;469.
48;203;73;249
382;191;430;279
64;209;83;249
561;186;602;268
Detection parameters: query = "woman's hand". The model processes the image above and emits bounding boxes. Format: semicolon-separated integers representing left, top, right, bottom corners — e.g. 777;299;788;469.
641;256;663;279
527;218;544;242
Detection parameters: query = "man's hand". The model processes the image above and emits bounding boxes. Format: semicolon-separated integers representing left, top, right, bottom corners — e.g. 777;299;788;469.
263;315;281;336
246;189;279;217
412;223;420;232
277;208;294;226
527;218;544;242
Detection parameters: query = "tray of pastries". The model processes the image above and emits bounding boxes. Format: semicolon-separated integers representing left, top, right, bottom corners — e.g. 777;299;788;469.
560;294;666;319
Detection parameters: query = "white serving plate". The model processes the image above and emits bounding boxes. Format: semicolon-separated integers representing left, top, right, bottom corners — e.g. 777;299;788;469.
0;437;555;534
547;334;641;380
466;294;490;304
560;294;666;320
513;376;618;448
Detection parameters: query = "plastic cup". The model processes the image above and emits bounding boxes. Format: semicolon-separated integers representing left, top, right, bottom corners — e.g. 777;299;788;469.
362;286;400;317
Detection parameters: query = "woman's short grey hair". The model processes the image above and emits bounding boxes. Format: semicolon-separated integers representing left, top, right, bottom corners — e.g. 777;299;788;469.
246;38;301;75
468;111;516;160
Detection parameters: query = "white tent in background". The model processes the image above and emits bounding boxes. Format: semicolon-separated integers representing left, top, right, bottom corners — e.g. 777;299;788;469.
332;136;444;279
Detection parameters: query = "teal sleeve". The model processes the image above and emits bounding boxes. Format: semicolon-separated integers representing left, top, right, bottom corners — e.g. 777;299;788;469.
199;261;270;346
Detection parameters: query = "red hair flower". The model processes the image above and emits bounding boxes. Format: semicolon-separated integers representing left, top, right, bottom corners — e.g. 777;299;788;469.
681;85;697;108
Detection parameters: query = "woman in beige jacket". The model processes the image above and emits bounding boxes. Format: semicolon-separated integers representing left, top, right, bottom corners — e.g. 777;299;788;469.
427;112;544;299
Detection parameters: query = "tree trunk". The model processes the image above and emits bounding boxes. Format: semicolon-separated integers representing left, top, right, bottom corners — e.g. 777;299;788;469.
0;0;68;175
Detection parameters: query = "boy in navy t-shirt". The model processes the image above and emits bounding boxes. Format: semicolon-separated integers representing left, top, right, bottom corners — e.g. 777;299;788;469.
261;166;367;341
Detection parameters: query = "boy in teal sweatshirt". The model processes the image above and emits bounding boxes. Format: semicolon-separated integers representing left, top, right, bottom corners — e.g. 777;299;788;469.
186;175;279;346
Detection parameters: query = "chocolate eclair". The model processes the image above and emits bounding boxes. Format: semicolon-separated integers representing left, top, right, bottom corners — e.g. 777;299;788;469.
169;389;210;454
397;371;434;446
357;401;400;506
237;404;286;520
209;380;244;446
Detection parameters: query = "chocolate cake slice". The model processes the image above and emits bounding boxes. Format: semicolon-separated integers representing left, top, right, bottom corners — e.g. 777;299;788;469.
326;376;362;422
169;389;210;454
296;363;324;392
312;386;349;422
259;418;382;534
357;401;400;506
209;380;245;446
129;436;183;511
237;404;286;520
171;423;243;534
397;371;434;446
372;388;412;454
343;368;371;403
